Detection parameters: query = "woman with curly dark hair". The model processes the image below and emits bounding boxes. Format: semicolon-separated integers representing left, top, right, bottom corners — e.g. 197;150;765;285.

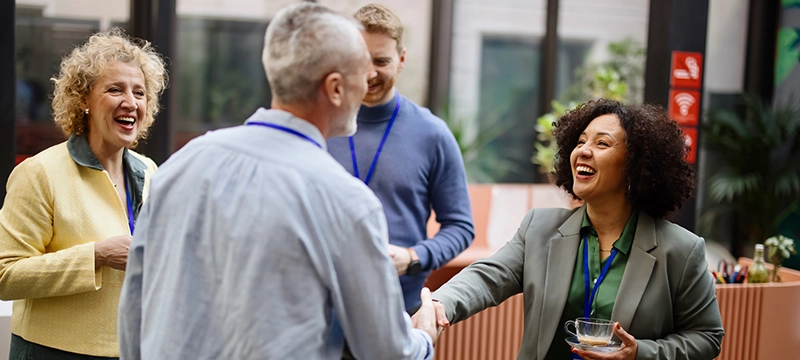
431;99;723;360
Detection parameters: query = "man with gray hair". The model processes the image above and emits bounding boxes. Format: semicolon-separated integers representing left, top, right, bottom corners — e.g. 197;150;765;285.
118;3;439;359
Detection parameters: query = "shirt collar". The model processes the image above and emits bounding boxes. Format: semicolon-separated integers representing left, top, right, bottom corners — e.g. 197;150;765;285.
357;91;400;123
580;209;639;255
67;133;148;175
244;108;327;151
67;134;104;170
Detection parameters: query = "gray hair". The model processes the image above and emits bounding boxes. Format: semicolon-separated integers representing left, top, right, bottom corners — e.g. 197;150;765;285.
263;3;365;105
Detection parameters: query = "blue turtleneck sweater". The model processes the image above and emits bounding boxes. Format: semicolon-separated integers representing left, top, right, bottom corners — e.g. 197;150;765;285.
327;92;474;310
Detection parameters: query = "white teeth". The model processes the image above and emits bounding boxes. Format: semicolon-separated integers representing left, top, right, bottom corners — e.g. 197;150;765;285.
576;166;596;174
116;117;135;123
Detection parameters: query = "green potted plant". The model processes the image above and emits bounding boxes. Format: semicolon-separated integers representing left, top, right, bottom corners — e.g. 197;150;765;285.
532;67;632;176
438;102;517;183
700;95;800;254
532;39;645;176
765;235;797;282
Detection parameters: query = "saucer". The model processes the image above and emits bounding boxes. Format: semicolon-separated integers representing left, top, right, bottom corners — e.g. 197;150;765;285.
565;336;623;353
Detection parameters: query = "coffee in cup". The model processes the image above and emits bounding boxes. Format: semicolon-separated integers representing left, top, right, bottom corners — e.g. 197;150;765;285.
564;317;615;346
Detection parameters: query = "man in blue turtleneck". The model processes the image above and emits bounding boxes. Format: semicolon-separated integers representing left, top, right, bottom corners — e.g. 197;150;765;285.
328;4;474;313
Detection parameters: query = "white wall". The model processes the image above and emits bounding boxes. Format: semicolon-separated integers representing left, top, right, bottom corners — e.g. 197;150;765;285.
17;0;129;30
558;0;649;63
449;0;548;124
704;0;749;95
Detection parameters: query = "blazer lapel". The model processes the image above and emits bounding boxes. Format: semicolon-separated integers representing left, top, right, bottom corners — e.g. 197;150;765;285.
536;206;584;360
611;212;657;329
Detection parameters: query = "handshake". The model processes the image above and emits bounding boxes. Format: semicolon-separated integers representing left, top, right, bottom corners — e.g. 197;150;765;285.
410;287;451;345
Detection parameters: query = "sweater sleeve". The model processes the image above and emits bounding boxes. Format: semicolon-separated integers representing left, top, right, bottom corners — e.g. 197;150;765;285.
0;159;99;300
412;129;475;271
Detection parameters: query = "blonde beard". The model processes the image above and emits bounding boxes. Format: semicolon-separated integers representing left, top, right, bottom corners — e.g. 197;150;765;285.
363;80;396;106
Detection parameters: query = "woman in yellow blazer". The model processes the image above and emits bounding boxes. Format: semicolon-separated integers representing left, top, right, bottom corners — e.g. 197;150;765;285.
432;100;723;359
0;28;166;359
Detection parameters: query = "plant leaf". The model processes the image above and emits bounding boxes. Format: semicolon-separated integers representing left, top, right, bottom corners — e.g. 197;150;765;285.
775;28;800;86
707;170;761;203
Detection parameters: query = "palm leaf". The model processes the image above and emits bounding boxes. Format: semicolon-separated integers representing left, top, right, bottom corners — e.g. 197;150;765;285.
707;169;761;203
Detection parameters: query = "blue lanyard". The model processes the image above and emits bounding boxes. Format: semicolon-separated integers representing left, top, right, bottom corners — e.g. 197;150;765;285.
247;122;323;149
583;235;618;318
349;95;401;185
125;171;135;235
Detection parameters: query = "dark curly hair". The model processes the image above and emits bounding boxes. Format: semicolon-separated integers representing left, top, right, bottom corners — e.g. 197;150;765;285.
551;99;695;219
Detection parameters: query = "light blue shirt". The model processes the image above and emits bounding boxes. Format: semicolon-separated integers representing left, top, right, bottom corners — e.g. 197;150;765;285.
119;108;434;360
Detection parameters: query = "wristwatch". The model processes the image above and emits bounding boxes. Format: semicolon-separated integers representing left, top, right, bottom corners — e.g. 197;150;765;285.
406;248;422;276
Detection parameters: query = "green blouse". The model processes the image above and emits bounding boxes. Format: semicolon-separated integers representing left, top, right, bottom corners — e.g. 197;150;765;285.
544;209;639;360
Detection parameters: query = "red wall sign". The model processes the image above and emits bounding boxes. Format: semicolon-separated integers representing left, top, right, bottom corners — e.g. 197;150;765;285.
680;126;697;164
670;51;703;89
668;89;700;126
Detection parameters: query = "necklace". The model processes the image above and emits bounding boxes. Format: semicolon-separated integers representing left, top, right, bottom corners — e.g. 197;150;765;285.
111;171;124;188
600;248;613;252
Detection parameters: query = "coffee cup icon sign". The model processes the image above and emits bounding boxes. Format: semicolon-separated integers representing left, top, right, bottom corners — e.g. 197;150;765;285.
673;56;700;80
675;93;696;116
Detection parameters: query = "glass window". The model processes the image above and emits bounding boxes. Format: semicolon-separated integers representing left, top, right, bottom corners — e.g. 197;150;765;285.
476;37;589;183
15;2;129;160
477;37;541;183
174;17;270;150
15;7;101;158
556;0;649;104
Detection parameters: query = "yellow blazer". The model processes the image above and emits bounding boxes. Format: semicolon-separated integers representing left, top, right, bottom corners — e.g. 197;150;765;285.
0;136;156;356
433;205;724;359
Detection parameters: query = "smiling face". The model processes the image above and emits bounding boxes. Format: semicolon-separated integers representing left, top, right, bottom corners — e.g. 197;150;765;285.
570;114;629;204
362;31;405;107
82;61;146;153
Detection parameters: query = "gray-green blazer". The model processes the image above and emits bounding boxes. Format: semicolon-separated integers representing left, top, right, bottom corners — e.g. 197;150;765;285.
432;205;724;360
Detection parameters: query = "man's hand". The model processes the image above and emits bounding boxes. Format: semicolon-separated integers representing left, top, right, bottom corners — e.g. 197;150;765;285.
412;287;445;345
95;235;132;270
571;322;637;360
388;244;412;275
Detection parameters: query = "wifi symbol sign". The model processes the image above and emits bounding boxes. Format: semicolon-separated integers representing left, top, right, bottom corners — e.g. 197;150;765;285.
668;89;700;126
675;93;695;116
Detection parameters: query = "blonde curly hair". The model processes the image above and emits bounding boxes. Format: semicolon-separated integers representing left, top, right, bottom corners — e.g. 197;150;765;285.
51;27;167;147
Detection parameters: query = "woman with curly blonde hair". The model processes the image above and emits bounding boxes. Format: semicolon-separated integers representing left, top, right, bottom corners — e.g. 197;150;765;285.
0;28;167;359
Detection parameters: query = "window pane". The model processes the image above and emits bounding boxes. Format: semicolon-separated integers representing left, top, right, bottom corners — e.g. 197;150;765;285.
174;17;270;149
449;0;548;183
478;37;541;183
556;0;649;103
15;5;122;159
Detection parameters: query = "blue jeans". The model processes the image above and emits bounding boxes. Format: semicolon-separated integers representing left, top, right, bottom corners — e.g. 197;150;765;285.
9;334;118;360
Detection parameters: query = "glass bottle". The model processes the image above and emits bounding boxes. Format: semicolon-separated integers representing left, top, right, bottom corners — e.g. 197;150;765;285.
748;244;769;284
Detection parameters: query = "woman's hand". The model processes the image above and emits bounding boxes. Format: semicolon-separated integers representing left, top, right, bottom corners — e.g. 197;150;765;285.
432;299;450;328
411;288;446;345
94;235;132;270
572;322;637;360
